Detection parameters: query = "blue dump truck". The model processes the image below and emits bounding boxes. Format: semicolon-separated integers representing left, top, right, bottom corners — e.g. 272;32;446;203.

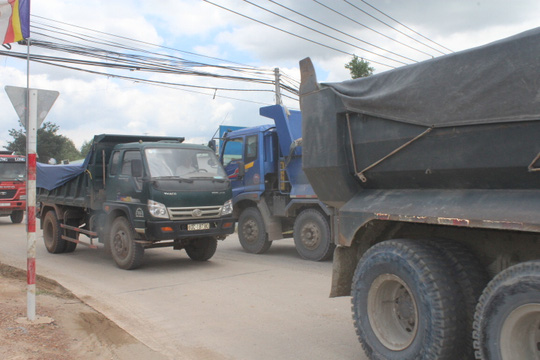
37;134;235;270
299;28;540;360
219;105;334;261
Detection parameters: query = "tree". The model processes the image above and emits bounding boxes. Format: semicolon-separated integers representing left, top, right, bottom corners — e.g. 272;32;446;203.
80;139;93;158
345;55;374;79
7;121;81;163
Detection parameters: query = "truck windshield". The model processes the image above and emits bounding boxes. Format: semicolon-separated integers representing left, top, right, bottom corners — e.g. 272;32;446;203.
0;162;25;181
145;148;227;179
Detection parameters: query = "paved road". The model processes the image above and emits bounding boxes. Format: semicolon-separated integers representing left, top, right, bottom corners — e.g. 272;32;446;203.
0;218;366;360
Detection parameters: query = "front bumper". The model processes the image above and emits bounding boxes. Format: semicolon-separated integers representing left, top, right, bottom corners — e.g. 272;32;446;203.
143;216;236;241
0;200;25;215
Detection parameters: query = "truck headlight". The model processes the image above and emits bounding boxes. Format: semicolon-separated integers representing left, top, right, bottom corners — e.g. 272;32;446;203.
148;200;169;219
20;195;27;200
221;199;233;216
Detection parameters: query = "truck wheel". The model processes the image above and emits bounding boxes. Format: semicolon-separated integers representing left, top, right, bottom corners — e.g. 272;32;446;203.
185;237;218;261
42;210;67;254
110;216;144;270
429;239;489;359
238;207;272;254
10;210;24;224
473;260;540;360
293;209;334;261
351;239;464;360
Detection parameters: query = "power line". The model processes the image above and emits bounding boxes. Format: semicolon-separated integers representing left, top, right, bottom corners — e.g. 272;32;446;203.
29;16;300;96
360;0;453;53
0;48;294;96
267;0;418;64
244;0;409;65
32;15;257;70
342;0;448;55
202;0;396;69
312;0;435;58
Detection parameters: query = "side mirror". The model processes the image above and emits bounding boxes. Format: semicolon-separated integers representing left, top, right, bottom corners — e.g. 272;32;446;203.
207;139;217;152
131;159;143;178
237;161;245;178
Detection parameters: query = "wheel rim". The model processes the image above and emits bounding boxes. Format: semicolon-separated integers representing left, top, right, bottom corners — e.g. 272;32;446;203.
113;229;129;259
367;274;419;350
500;304;540;360
242;218;258;244
300;222;320;250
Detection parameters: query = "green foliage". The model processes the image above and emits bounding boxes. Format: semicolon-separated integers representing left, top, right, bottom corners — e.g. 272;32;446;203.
79;139;93;157
7;121;82;163
345;55;374;79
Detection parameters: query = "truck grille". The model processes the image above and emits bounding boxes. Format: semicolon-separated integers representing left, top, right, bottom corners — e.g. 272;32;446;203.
167;205;222;220
0;190;16;199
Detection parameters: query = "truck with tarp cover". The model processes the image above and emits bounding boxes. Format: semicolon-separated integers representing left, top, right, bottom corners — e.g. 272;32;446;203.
0;151;25;223
299;27;540;360
37;134;235;270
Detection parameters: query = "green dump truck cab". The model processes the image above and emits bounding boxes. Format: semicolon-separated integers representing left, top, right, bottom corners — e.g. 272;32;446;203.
37;134;235;270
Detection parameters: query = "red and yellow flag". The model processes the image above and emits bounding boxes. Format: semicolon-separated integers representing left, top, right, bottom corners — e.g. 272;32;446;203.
1;0;30;45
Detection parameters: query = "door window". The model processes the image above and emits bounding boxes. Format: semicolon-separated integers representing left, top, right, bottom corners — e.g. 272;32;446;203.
110;151;121;176
222;138;243;167
121;151;142;175
245;135;257;164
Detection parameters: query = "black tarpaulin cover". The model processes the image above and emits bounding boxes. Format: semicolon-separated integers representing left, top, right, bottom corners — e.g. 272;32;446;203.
323;27;540;127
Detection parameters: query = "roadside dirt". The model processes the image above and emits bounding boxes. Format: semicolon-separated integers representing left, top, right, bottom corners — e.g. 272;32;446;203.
0;262;168;360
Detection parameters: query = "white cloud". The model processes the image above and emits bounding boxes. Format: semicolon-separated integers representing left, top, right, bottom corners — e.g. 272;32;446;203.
1;0;539;152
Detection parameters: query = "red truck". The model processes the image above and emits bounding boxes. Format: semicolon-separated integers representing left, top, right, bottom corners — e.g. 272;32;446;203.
0;151;26;223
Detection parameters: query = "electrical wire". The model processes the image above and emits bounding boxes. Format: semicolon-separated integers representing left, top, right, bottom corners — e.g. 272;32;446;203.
28;16;301;96
312;0;435;58
202;0;396;69
359;0;453;53
244;0;409;65
343;0;448;55
266;0;418;64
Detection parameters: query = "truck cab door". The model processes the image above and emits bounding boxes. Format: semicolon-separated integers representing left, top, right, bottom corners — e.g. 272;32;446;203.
222;134;263;199
221;137;245;198
108;150;144;204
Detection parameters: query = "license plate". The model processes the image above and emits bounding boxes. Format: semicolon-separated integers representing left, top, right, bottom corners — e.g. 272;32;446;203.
0;203;10;207
188;223;210;231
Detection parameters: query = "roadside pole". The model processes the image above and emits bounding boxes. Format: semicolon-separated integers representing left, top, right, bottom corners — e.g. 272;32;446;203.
26;88;37;320
5;85;59;322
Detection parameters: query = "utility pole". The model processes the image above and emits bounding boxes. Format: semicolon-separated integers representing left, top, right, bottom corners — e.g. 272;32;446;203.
274;67;282;105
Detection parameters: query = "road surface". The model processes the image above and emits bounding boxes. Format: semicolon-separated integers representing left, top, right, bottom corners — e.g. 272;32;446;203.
0;218;366;360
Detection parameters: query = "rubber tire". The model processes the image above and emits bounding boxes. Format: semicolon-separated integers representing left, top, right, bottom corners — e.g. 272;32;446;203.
10;210;24;224
429;239;489;360
185;237;218;261
473;260;540;360
110;216;144;270
293;209;334;261
238;207;272;254
42;210;67;254
351;239;464;360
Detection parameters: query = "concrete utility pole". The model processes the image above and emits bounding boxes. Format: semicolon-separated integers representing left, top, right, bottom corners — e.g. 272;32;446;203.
274;67;282;105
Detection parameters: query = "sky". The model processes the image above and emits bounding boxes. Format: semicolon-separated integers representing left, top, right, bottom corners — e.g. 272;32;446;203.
1;0;539;154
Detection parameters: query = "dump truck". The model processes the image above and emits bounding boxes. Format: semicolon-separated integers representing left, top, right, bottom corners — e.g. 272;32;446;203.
299;27;540;360
37;134;235;270
0;151;25;223
219;105;334;261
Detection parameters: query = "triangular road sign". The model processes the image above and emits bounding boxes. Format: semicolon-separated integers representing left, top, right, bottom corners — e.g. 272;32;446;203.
5;86;59;129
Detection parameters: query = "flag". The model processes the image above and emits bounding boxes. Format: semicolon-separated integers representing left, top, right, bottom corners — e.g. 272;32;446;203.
1;0;30;45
